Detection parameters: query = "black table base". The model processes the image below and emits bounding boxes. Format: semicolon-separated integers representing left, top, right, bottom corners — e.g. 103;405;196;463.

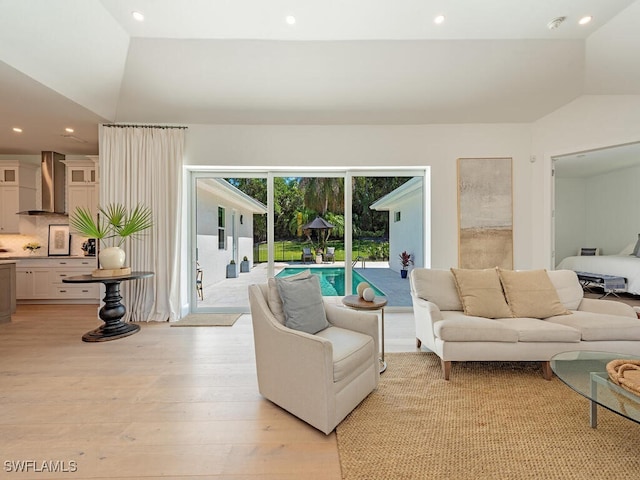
62;271;154;342
83;278;139;342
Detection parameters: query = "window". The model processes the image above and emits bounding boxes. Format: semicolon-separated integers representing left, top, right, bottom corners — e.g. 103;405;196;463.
394;211;401;222
218;206;226;249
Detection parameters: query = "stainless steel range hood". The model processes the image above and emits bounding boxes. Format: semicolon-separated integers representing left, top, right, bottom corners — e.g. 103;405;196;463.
18;151;67;216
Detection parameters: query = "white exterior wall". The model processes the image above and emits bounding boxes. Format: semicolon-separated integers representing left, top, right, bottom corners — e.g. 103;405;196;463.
196;183;257;286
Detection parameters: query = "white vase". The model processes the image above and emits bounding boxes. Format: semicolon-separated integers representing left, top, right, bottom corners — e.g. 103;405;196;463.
99;247;126;269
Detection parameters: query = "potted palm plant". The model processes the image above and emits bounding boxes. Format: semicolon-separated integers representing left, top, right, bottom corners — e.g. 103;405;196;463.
69;203;153;275
399;251;413;278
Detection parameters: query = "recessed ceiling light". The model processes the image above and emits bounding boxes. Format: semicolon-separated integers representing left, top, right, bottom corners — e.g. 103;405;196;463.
65;127;74;133
579;16;593;25
434;15;445;25
12;127;22;133
285;15;296;25
132;11;144;22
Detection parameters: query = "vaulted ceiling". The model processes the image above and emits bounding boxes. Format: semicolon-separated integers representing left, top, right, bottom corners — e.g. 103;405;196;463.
1;0;639;155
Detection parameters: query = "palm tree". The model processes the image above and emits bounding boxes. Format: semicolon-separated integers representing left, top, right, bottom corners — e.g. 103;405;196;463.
299;177;343;215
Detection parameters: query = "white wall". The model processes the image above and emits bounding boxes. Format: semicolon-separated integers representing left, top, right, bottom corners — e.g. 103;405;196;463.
532;95;640;267
184;124;533;269
554;177;586;263
585;165;640;255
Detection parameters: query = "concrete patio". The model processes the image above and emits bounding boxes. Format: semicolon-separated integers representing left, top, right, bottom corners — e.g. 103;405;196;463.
196;261;413;311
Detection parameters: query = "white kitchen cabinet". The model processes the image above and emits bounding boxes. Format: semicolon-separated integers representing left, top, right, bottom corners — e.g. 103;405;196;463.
16;268;50;299
68;166;97;184
0;165;18;184
68;184;98;216
63;159;99;216
15;258;99;303
65;159;98;185
0;162;36;233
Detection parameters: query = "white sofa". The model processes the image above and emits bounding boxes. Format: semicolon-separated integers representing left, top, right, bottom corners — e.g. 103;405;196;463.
410;268;640;380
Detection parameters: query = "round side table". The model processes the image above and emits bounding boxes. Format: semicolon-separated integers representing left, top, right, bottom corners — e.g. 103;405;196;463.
342;294;388;373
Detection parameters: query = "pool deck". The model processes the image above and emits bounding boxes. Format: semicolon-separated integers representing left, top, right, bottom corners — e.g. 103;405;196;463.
354;267;412;307
197;261;413;310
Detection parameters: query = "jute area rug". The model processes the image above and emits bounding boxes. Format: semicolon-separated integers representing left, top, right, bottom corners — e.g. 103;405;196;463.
336;352;640;480
170;313;241;327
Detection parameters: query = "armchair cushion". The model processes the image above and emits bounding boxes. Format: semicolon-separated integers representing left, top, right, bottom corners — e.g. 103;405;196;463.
315;326;374;382
276;274;329;334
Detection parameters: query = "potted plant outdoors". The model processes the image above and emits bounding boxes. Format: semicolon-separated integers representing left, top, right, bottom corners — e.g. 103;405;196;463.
226;259;238;278
399;251;413;278
240;255;250;273
69;203;153;275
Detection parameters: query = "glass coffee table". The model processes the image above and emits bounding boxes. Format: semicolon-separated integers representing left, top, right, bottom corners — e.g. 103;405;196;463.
551;351;640;428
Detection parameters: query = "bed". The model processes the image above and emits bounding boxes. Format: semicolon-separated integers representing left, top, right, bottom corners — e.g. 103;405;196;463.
556;243;640;295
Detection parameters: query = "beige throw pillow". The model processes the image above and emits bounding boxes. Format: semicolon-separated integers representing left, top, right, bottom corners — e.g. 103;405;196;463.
497;268;571;318
450;268;513;319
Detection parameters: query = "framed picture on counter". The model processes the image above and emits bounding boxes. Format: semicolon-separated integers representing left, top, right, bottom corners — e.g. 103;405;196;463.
48;224;70;256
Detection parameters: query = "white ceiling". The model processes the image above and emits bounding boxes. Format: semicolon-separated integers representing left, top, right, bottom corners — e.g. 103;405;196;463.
0;0;639;155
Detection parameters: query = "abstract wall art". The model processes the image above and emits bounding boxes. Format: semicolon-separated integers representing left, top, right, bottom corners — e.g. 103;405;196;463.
457;158;513;269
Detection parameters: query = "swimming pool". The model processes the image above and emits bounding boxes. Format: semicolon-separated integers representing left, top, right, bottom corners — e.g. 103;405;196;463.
275;267;386;297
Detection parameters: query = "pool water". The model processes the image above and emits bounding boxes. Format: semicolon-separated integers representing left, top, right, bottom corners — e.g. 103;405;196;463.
276;267;386;297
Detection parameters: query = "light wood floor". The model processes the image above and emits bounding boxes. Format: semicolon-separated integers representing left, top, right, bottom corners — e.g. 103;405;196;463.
0;305;416;479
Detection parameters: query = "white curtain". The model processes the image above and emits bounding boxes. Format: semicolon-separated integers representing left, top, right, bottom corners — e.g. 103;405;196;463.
99;125;185;321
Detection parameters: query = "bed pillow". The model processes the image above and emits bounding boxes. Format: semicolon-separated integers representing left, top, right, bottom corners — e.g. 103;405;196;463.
497;268;571;319
267;270;311;324
275;274;329;334
620;239;638;255
450;268;513;319
632;234;640;257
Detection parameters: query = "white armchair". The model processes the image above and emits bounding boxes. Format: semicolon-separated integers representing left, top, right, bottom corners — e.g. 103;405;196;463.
248;283;379;434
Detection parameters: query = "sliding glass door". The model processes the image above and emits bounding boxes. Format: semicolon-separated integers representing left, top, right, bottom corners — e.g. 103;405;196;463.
190;168;428;312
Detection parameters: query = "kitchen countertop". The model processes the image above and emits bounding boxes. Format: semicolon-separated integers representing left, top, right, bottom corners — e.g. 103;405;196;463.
0;255;95;260
0;260;17;264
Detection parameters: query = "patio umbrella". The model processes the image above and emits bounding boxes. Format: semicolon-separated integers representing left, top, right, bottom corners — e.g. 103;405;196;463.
302;216;335;252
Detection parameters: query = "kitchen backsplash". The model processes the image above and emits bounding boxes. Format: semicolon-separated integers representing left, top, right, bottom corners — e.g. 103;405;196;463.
0;216;88;257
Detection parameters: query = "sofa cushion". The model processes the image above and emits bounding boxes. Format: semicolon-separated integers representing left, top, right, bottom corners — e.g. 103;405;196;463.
498;269;571;319
315;326;374;382
451;268;513;319
410;268;462;311
275;274;329;334
546;310;640;341
434;314;519;342
493;318;581;343
268;269;311;324
547;270;584;310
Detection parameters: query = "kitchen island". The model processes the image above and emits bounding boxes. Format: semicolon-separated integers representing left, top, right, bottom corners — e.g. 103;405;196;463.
0;260;16;323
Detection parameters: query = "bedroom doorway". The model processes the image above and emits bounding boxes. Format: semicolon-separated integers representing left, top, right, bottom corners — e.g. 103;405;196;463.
552;141;640;268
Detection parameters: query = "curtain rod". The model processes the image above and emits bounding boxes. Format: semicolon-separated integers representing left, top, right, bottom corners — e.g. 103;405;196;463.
102;124;188;129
